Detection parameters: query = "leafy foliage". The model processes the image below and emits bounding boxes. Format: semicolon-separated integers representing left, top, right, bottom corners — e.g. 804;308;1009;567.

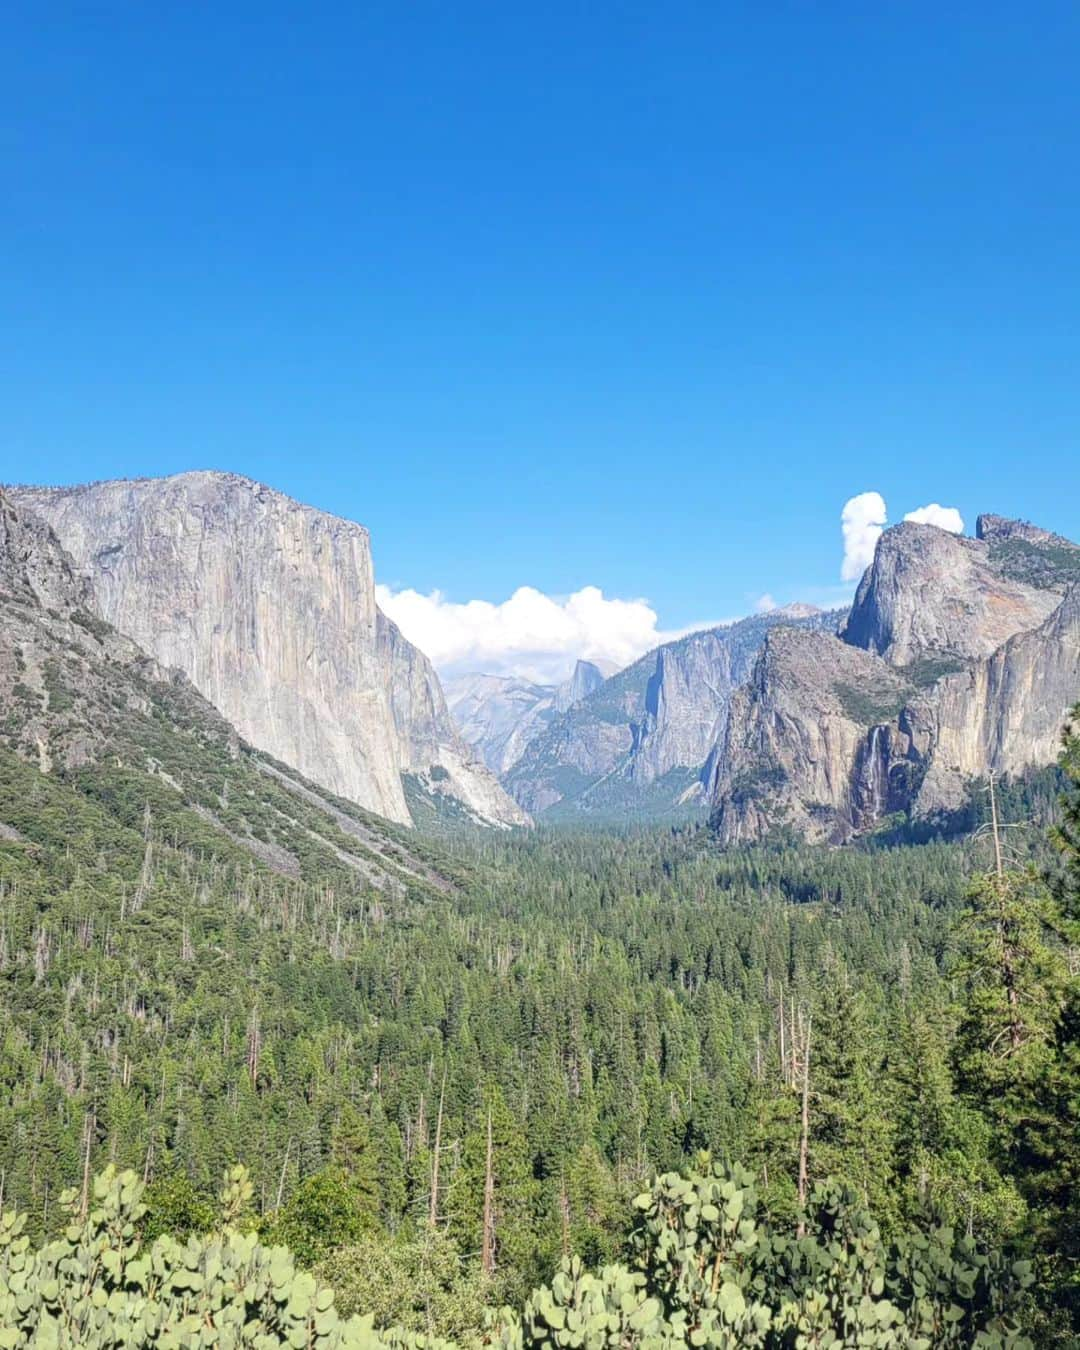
0;1164;380;1348
0;1160;1034;1349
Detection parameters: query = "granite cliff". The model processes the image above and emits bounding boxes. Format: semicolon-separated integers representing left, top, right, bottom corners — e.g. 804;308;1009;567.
711;515;1080;842
504;607;842;821
0;487;460;891
10;473;527;830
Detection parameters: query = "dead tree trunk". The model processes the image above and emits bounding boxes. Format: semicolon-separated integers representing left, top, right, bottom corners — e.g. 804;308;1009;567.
481;1107;495;1276
429;1069;446;1226
796;1013;812;1235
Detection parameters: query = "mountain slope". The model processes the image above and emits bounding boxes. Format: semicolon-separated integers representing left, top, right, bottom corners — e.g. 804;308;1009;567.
445;659;611;775
711;515;1080;842
504;606;843;822
842;519;1061;664
10;473;526;830
0;486;465;892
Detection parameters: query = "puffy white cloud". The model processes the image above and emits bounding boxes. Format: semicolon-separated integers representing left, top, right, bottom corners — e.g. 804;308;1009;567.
903;503;965;534
840;492;888;582
376;582;694;682
841;492;966;582
755;593;777;613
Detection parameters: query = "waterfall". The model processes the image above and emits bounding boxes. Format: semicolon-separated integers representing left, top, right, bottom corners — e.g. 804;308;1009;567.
858;729;885;820
865;725;886;820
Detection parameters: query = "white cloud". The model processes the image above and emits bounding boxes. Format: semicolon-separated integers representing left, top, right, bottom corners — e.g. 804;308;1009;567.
903;503;965;534
755;593;777;613
841;491;888;582
840;492;966;582
376;582;697;682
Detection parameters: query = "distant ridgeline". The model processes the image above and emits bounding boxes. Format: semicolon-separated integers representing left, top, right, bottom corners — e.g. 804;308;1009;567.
485;607;844;825
6;473;529;832
460;514;1080;837
1;482;1079;1339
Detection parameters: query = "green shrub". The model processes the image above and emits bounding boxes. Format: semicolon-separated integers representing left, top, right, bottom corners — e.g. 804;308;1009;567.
269;1167;377;1267
0;1160;1035;1349
316;1227;488;1342
0;1165;386;1348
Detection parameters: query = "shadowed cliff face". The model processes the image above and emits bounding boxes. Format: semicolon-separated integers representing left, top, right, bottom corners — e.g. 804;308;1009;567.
711;516;1080;843
841;521;1061;666
10;473;527;830
445;661;609;778
503;607;842;822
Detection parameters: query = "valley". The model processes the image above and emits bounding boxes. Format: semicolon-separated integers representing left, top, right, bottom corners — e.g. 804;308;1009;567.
1;476;1078;1343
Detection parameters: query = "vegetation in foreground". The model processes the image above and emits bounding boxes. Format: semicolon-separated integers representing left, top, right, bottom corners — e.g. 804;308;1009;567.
0;709;1078;1341
0;1157;1035;1347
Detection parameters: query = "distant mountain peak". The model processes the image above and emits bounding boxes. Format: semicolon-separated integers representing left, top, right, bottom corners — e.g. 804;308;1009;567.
769;602;822;620
10;474;527;831
553;659;609;713
975;513;1078;551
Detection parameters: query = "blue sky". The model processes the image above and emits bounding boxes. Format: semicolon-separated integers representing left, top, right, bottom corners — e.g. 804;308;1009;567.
3;4;1079;675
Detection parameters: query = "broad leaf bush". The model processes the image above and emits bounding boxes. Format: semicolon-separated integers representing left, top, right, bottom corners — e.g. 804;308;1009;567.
0;1159;1033;1348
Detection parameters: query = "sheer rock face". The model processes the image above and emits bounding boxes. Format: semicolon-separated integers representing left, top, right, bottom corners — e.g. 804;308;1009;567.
446;660;611;777
709;628;916;844
911;588;1080;816
504;607;842;821
711;516;1080;842
841;521;1060;666
376;613;530;826
11;473;526;829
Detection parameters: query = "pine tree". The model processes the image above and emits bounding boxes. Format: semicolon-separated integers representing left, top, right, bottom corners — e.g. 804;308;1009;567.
807;961;895;1223
1052;703;1080;917
329;1101;381;1227
888;996;1021;1244
447;1085;537;1301
951;868;1067;1140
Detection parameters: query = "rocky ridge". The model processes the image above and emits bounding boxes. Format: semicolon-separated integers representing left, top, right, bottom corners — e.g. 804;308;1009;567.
10;473;527;830
503;607;843;821
711;515;1080;842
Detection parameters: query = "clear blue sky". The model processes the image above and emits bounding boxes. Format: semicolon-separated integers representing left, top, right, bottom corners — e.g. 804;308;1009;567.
4;2;1079;631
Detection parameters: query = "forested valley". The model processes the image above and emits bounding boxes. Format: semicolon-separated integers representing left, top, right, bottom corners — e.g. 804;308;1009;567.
1;703;1078;1345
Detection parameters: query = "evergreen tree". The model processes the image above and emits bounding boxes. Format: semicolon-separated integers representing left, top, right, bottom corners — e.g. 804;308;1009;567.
806;961;895;1223
329;1101;381;1226
951;868;1067;1145
1051;703;1080;917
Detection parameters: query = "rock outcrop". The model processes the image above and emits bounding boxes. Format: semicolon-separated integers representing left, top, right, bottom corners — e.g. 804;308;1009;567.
10;473;526;829
841;521;1060;665
711;515;1080;842
0;487;460;890
446;659;612;776
709;628;917;843
505;607;843;821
